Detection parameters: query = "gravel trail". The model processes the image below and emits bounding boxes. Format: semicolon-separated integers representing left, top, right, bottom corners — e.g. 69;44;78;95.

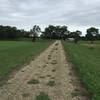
0;41;88;100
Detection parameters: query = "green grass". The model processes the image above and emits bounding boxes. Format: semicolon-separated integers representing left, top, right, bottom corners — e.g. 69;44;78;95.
0;40;53;80
35;92;51;100
62;41;100;100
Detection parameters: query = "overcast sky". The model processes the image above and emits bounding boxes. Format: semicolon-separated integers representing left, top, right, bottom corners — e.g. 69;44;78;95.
0;0;100;35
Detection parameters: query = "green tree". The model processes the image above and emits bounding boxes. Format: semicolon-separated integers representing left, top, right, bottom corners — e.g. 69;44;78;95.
74;30;82;43
68;30;82;43
30;25;41;42
42;25;68;40
86;27;99;43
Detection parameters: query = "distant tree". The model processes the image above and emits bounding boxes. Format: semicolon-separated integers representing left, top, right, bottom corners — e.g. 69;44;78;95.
48;25;56;39
68;30;82;43
74;30;82;43
30;25;41;42
42;25;56;39
0;25;20;40
42;25;68;40
97;34;100;40
0;25;36;40
59;26;68;40
86;27;99;43
81;36;86;41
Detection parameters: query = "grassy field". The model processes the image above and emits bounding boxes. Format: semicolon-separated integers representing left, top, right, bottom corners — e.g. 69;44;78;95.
62;41;100;100
0;40;53;80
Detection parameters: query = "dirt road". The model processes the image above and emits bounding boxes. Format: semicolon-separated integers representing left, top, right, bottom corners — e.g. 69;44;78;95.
0;41;88;100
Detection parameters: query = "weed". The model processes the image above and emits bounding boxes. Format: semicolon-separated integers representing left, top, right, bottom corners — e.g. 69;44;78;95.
27;79;40;84
35;92;51;100
47;80;55;86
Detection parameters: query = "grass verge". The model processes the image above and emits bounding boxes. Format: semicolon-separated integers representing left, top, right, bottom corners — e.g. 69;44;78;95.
62;41;100;100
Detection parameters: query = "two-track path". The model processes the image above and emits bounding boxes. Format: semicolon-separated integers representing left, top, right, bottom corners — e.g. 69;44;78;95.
0;41;88;100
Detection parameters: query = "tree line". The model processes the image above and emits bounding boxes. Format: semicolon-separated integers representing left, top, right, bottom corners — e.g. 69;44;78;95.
41;25;100;43
0;25;100;43
0;25;30;40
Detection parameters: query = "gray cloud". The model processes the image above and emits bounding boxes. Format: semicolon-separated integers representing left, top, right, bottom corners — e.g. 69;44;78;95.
0;0;100;34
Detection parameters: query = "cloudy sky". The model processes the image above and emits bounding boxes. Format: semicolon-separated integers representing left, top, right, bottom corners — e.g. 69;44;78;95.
0;0;100;35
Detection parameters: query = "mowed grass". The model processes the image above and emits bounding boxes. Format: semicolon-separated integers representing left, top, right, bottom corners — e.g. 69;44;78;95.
62;41;100;100
0;40;52;80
